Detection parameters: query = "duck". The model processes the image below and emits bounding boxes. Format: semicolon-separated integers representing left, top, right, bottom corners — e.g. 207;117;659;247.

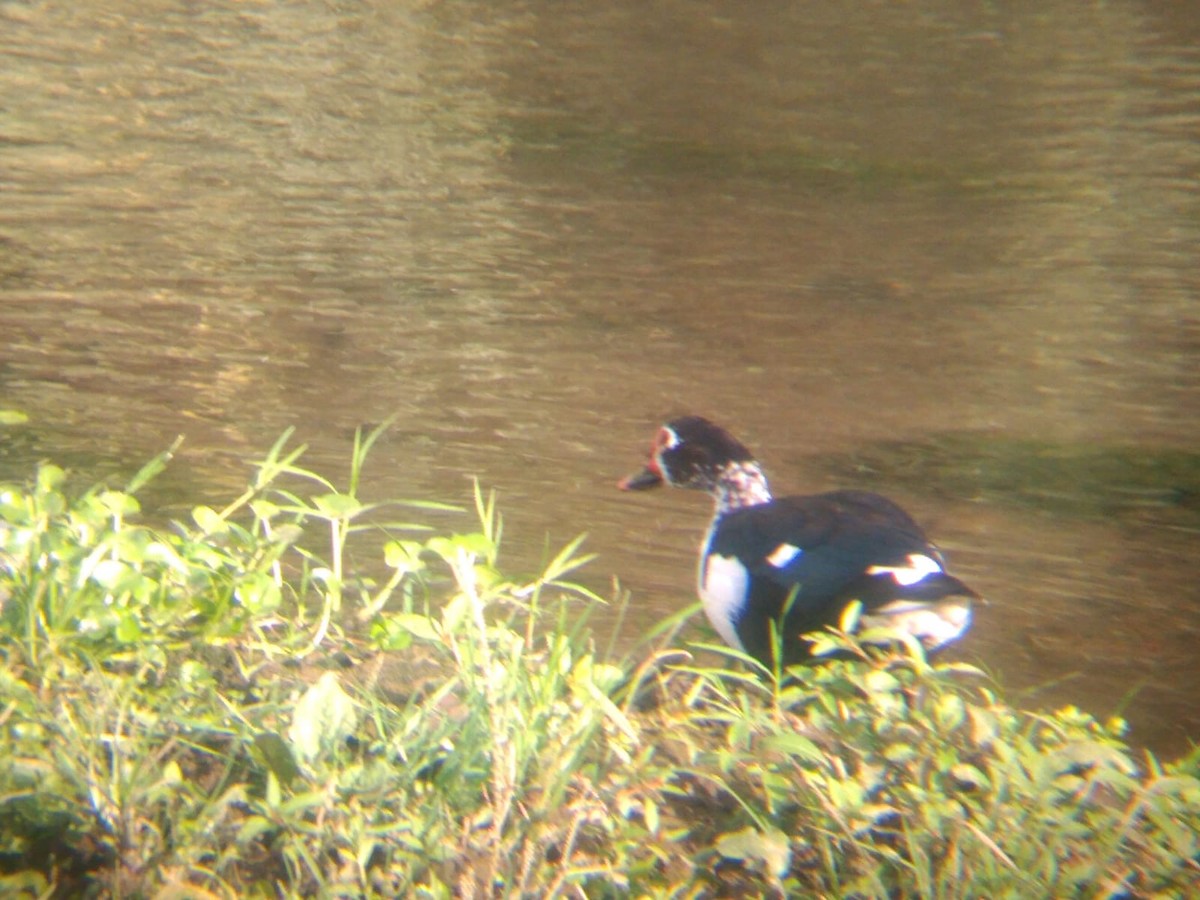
618;416;977;668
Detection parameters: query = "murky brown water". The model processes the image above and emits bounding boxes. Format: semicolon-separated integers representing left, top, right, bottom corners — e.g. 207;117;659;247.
3;1;1199;755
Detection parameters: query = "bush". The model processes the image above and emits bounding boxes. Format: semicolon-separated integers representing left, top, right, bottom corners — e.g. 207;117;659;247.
1;428;1197;897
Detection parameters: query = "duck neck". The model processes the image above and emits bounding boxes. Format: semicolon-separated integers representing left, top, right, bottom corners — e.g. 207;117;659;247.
712;461;773;515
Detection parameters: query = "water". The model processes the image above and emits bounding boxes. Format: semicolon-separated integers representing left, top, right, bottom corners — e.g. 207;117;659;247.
3;0;1199;755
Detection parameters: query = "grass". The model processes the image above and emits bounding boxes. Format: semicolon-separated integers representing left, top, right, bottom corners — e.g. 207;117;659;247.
1;423;1198;897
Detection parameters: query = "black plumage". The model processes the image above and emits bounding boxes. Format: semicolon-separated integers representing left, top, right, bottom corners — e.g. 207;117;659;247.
620;417;977;667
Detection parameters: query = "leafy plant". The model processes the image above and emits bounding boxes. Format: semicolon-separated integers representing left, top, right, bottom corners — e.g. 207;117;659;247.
1;429;1197;897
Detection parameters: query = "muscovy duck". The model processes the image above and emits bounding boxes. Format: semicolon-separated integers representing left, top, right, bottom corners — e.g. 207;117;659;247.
619;416;976;667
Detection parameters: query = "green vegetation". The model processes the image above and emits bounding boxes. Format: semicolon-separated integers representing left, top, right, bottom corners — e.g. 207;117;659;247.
1;425;1198;897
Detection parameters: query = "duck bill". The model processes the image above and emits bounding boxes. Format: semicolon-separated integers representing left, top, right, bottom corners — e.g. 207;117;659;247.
618;467;663;491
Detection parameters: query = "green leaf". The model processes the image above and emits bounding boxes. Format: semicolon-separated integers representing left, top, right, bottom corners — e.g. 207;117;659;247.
114;611;144;643
426;532;494;563
807;636;841;658
236;572;281;614
763;732;826;765
642;797;659;834
270;523;305;546
950;763;990;790
254;732;302;788
124;436;182;494
280;790;334;817
313;493;365;519
192;505;226;534
884;743;917;764
826;778;866;812
250;498;280;520
715;825;792;878
1047;740;1137;777
98;490;139;517
967;705;999;747
36;464;65;493
288;672;358;765
0;872;49;896
0;410;30;425
90;558;130;589
935;693;966;730
542;533;595;582
839;600;863;634
266;770;281;808
396;498;464;512
369;617;413;651
237;815;276;846
863;669;901;694
144;541;188;573
589;662;626;693
383;612;440;642
384;539;426;574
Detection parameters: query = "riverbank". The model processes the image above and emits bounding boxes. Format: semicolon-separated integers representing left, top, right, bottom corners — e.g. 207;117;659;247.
1;429;1196;897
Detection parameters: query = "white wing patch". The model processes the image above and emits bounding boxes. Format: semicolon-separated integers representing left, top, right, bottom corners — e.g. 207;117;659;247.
766;542;802;568
699;553;749;652
862;598;972;650
866;553;942;586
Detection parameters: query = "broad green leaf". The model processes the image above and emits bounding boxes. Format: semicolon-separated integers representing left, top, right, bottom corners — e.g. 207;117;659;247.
270;523;305;546
90;558;130;589
589;662;625;693
98;490;139;517
114;611;144;643
237;572;281;614
385;612;440;642
144;541;188;573
288;672;358;765
427;532;494;562
384;539;426;573
36;464;65;493
827;778;866;812
250;498;280;520
313;493;364;519
714;825;791;878
192;505;226;534
884;743;917;764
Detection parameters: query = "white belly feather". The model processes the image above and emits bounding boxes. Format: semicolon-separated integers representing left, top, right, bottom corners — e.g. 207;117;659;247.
698;550;749;652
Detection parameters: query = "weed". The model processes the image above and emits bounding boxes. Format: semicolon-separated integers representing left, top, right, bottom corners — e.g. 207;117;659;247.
1;426;1197;897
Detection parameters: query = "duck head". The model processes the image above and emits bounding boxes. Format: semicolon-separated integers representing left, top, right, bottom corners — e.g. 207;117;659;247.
618;416;757;493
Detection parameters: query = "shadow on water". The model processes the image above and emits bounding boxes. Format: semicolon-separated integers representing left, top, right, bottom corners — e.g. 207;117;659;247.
821;435;1200;523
